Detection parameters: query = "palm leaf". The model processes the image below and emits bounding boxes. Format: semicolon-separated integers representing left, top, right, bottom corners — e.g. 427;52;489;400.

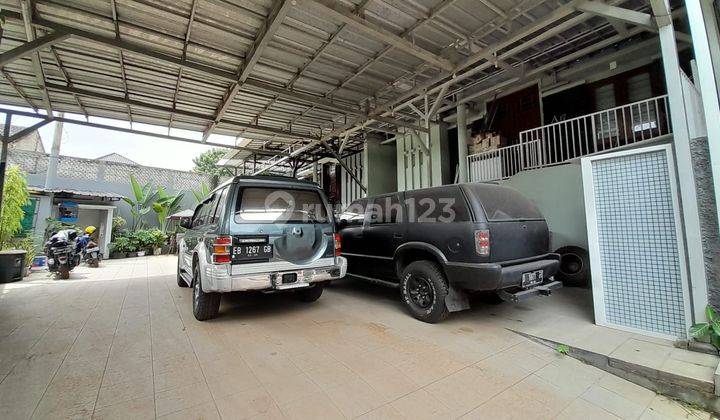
690;323;710;338
169;194;184;209
144;191;160;207
707;305;718;323
130;175;143;201
155;196;173;205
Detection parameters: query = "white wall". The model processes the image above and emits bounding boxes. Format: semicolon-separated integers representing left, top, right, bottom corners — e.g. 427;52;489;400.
500;164;588;251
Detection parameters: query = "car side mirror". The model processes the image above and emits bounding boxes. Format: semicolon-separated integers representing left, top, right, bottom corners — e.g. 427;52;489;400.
180;219;193;229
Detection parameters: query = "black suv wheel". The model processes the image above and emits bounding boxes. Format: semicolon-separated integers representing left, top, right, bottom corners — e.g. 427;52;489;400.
192;262;220;321
400;261;449;323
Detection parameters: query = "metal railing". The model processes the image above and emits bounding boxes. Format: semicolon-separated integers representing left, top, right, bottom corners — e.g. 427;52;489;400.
468;95;672;182
468;140;542;182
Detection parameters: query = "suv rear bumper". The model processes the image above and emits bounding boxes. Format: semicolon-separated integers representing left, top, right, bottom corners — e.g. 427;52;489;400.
444;253;560;292
202;256;347;293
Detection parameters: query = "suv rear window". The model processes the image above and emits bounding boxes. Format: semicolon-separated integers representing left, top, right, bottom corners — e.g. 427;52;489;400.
234;187;328;223
465;184;544;221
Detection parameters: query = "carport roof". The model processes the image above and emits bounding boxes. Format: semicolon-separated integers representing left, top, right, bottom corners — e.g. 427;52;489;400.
0;0;668;173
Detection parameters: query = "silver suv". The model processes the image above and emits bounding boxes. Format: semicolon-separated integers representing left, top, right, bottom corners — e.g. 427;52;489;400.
177;176;347;320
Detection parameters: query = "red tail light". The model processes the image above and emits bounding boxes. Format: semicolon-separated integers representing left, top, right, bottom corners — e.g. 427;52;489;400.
474;229;490;256
213;254;232;264
215;236;232;245
212;236;232;264
334;233;342;256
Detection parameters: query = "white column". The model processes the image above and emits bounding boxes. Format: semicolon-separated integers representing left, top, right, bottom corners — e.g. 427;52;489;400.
102;207;114;259
653;0;708;321
687;0;720;228
457;104;468;183
44;113;64;190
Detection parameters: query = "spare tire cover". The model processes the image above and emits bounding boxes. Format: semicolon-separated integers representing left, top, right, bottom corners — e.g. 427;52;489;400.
273;225;326;265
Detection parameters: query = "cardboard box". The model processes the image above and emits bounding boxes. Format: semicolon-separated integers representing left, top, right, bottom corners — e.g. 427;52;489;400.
468;133;503;154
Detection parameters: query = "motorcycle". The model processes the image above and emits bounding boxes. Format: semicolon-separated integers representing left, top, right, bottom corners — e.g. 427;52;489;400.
79;234;101;268
45;229;80;279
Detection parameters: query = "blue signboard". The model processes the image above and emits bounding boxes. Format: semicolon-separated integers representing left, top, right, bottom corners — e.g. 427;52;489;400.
58;201;78;223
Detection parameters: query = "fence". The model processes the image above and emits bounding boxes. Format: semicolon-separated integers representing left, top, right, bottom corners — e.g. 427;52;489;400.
468;95;672;182
8;150;219;192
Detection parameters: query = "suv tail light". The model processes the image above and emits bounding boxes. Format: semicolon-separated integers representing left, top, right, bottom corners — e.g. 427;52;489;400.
474;229;490;256
334;233;342;256
212;236;232;264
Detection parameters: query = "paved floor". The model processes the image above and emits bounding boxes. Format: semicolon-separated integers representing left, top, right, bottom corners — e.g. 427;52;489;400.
0;256;711;420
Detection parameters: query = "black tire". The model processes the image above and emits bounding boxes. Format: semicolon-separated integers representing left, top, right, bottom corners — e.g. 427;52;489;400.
192;261;220;321
555;246;590;288
295;284;324;302
400;261;449;323
59;265;70;280
177;256;189;288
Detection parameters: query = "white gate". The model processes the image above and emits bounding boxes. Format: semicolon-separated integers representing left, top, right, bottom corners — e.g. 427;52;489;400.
396;133;431;191
340;152;364;209
582;144;691;339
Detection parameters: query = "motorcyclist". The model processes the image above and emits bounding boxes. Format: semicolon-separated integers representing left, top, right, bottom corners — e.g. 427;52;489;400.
79;226;101;267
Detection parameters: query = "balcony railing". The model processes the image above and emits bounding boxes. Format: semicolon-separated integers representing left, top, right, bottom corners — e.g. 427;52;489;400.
468;95;672;182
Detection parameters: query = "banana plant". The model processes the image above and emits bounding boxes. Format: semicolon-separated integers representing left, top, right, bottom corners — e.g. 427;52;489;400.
191;181;210;203
152;187;185;233
123;175;159;231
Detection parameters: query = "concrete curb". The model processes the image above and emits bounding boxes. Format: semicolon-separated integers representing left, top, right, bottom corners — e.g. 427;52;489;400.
511;329;720;415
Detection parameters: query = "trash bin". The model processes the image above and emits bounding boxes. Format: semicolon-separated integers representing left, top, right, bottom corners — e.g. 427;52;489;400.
0;250;27;283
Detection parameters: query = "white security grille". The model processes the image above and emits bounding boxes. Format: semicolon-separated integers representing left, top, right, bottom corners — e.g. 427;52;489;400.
583;145;690;339
341;152;364;209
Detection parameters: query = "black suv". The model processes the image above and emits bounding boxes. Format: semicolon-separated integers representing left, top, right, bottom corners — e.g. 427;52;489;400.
338;183;560;323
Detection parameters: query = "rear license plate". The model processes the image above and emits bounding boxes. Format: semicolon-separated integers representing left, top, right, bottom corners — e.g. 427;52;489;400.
232;244;273;261
521;270;544;288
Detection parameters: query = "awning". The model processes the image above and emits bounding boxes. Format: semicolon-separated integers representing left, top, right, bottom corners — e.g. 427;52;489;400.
166;209;194;220
28;187;125;200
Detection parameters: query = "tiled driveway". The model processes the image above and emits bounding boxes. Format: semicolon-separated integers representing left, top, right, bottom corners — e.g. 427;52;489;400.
0;256;709;419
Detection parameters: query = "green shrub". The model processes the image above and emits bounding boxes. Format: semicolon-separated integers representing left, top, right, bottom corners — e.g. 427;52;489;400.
44;218;78;242
6;237;37;267
109;236;131;254
124;229;167;252
0;166;29;249
690;305;720;348
111;216;126;240
147;229;167;248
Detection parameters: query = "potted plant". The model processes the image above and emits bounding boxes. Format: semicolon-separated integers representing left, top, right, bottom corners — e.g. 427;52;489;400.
126;231;143;257
109;237;129;259
126;243;139;257
147;229;167;255
133;230;153;256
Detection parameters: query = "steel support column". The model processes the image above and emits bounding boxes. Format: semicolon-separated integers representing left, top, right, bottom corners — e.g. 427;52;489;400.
320;140;367;193
456;104;468;183
0;114;12;222
652;0;708;321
